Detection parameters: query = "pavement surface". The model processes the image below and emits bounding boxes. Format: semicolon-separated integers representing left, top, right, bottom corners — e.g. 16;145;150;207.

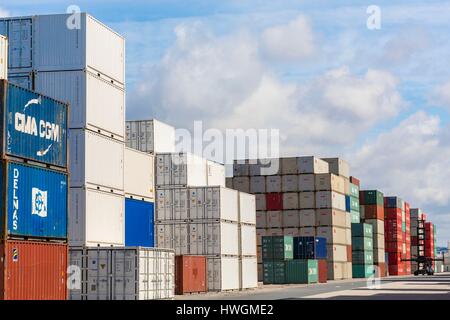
175;273;450;300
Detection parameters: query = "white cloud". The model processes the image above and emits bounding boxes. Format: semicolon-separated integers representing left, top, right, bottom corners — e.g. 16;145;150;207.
431;80;450;110
260;15;315;61
350;111;450;243
128;20;404;158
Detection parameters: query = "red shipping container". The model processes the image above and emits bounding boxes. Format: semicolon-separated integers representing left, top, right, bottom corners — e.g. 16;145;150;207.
318;259;328;283
385;241;403;253
266;193;283;211
385;230;403;241
374;263;387;278
362;205;384;220
175;255;207;295
385;208;402;220
350;176;360;187
404;202;410;214
388;252;403;264
404;261;411;275
385;219;402;230
388;264;405;276
0;241;67;300
346;245;352;263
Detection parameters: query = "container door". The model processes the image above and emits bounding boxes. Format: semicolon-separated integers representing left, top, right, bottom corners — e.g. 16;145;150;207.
156;154;171;186
8;73;33;90
143;120;153;153
174;188;188;220
86;249;110;300
205;187;220;220
189;187;205;220
8;19;33;70
172;153;187;185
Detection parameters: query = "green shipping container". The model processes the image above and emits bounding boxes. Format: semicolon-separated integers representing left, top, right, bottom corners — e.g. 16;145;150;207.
402;222;406;233
352;237;373;251
263;261;286;284
285;260;318;284
352;251;374;264
361;190;384;206
262;236;294;261
349;183;359;198
352;264;375;278
351;210;361;223
351;223;373;238
350;196;360;212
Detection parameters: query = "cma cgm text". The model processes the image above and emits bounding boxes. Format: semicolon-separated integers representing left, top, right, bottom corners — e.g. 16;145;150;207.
14;113;61;142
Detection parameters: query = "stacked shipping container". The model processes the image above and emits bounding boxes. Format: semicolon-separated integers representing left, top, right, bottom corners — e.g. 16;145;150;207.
0;80;69;300
351;223;374;278
321;158;353;280
384;197;410;275
124;147;155;247
360;190;387;277
230;157;353;281
0;14;127;247
154;151;257;291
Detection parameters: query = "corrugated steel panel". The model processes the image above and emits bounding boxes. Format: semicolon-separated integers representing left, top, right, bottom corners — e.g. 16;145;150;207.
7;72;33;90
0;240;67;300
1;161;68;240
175;255;207;294
1;81;68;168
125;199;154;247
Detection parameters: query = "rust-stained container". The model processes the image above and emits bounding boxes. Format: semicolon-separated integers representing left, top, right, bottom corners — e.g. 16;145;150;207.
0;240;67;300
175;255;207;295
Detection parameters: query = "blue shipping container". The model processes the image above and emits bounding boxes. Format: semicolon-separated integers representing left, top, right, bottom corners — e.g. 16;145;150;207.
293;237;327;259
345;195;351;212
0;161;68;239
0;81;68;168
125;198;154;247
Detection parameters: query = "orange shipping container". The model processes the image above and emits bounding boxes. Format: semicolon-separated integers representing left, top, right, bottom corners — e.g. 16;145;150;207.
0;241;67;300
175;255;207;295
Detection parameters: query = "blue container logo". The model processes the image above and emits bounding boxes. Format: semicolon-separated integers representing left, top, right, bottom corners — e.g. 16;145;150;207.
32;187;48;218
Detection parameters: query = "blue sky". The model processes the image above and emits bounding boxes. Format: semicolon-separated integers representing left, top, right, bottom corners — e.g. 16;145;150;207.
2;1;450;246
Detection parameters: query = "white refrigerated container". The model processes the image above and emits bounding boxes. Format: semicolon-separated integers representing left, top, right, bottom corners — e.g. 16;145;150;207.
126;119;176;154
69;129;124;191
36;70;125;140
239;192;256;225
156;152;207;187
207;256;240;291
124;147;154;201
69;247;174;300
69;187;124;247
